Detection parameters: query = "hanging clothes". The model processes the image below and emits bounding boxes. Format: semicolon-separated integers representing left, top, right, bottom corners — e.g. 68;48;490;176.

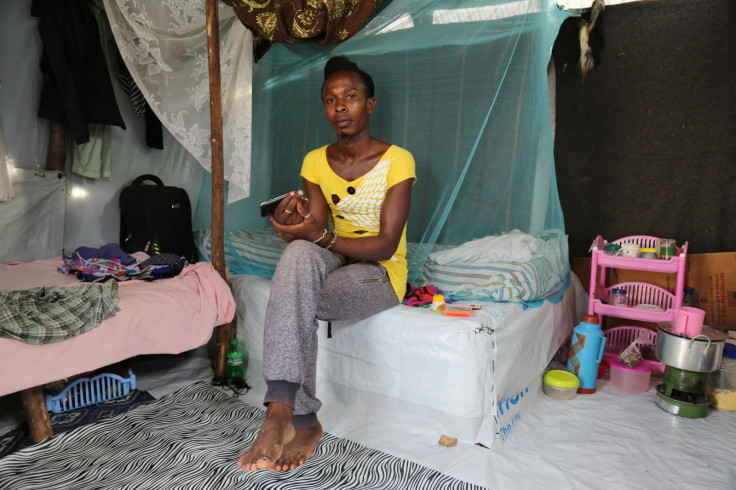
115;52;164;150
32;0;126;145
72;124;112;178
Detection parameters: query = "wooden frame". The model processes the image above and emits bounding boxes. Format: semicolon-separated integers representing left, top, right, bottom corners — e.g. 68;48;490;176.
206;0;235;380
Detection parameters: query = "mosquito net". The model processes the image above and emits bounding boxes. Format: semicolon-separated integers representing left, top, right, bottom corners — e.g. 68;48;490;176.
195;0;571;290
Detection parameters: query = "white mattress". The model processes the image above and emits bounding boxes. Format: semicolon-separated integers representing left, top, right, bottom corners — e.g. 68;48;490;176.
229;272;588;448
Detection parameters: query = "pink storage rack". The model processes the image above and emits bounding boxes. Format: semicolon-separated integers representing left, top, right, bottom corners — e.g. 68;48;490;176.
602;325;665;373
588;235;688;324
593;281;677;323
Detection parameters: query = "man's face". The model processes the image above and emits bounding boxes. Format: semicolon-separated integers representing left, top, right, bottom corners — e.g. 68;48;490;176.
321;71;375;138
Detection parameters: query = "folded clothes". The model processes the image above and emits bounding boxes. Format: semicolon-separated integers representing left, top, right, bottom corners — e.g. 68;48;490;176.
402;284;452;307
58;252;186;282
70;243;137;265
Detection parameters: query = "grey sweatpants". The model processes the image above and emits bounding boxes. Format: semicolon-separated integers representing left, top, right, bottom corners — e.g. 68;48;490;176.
262;239;399;428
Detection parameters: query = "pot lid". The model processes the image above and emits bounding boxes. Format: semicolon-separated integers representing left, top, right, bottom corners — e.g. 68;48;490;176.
658;323;729;342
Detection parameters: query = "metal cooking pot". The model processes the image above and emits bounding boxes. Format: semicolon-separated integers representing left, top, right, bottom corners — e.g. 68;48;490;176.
655;322;727;373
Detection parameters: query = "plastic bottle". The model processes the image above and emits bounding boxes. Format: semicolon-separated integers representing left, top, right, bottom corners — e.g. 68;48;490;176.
682;287;694;307
566;314;607;394
226;338;246;382
430;294;445;312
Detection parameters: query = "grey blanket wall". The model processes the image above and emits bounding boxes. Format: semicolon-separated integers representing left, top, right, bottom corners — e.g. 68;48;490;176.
553;0;736;258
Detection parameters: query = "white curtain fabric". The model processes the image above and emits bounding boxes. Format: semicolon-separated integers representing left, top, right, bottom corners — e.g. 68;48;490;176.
103;0;253;203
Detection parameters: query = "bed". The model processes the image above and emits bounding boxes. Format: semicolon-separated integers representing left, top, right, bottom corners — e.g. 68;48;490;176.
0;255;236;440
198;228;588;448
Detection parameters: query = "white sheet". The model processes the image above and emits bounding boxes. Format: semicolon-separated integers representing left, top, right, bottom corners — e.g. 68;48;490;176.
0;169;66;263
0;258;236;397
229;272;588;447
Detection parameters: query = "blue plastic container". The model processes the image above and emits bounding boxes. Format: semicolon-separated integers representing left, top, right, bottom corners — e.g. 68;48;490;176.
44;368;136;414
567;314;607;394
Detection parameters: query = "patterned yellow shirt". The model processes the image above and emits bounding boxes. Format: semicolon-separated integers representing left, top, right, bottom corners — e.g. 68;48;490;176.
301;145;416;301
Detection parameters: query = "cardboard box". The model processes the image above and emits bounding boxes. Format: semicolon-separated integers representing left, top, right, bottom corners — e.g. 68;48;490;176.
571;252;736;331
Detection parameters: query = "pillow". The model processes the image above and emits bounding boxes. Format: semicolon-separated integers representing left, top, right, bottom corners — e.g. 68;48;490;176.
417;230;569;302
429;229;540;264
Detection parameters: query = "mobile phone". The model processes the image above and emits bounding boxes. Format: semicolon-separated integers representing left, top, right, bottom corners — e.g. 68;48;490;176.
259;193;290;217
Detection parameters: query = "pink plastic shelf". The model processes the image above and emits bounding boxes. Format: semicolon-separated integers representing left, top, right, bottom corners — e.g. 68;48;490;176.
591;235;688;273
588;235;688;321
591;281;677;323
602;326;664;374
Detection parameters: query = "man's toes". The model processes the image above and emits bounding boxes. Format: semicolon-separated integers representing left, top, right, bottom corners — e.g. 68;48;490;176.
237;454;250;470
255;450;280;470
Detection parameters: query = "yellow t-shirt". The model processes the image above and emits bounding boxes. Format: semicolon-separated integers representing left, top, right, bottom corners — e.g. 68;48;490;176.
300;145;416;301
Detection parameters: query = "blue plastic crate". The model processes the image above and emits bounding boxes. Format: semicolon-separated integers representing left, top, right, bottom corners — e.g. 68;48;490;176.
44;368;136;414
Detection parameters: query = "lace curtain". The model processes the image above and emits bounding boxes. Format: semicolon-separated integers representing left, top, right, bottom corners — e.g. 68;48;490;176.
103;0;253;203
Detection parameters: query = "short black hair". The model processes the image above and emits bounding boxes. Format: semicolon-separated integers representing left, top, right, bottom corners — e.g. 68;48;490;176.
322;55;375;98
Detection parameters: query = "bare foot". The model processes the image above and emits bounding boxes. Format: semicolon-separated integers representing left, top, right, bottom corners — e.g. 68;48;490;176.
274;422;323;471
238;403;296;471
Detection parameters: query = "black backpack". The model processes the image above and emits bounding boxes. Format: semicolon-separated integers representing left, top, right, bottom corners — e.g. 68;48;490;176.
119;174;196;262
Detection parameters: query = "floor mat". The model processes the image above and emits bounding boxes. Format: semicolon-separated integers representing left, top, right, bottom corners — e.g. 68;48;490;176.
0;389;155;460
0;381;486;490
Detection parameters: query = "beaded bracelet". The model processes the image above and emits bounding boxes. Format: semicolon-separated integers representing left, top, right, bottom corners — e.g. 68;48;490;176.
313;229;328;244
325;233;338;250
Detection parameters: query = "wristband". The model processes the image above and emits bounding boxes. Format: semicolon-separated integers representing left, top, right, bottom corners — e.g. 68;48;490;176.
313;229;328;244
325;233;338;250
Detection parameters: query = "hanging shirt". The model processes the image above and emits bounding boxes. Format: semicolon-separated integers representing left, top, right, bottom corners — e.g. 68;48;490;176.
301;145;416;301
32;0;126;145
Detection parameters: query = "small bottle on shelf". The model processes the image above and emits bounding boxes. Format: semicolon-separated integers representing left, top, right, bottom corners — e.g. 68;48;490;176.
609;288;628;307
682;287;694;307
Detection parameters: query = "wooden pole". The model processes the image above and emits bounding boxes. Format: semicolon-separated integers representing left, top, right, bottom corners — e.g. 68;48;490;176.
46;121;66;172
21;386;53;443
205;0;235;379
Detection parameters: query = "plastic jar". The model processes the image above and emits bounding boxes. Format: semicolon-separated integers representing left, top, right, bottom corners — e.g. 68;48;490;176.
609;288;628;307
708;342;736;411
659;238;676;259
610;357;651;393
543;370;579;400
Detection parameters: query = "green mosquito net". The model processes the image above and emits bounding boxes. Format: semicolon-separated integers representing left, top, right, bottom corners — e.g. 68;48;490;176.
195;0;571;294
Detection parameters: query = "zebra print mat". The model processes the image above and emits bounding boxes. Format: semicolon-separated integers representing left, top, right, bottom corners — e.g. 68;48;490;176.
0;381;486;490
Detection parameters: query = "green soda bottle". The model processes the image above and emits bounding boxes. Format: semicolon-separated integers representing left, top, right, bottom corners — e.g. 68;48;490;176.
226;338;246;382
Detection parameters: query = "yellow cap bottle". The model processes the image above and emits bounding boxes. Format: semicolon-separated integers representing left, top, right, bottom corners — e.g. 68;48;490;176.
430;294;445;311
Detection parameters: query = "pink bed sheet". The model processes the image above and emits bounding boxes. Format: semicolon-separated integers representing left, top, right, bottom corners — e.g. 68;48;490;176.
0;257;235;397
